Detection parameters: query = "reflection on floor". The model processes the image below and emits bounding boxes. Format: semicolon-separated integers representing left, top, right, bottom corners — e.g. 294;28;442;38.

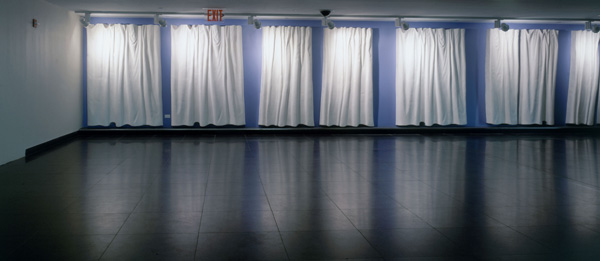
1;133;600;260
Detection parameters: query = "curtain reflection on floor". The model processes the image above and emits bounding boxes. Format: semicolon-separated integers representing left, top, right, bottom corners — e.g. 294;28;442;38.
564;136;600;186
482;136;564;226
258;137;314;183
561;136;600;229
393;135;466;209
318;135;373;193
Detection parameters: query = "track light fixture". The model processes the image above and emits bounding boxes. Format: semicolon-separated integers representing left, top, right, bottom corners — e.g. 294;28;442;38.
395;18;409;30
154;14;167;27
494;19;509;31
80;12;90;27
320;9;335;29
322;18;335;29
585;21;600;33
328;20;335;29
248;16;261;29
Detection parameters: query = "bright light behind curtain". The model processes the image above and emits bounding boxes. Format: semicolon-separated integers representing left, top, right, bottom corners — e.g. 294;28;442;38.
566;31;600;125
396;28;466;126
170;25;245;126
86;24;163;126
485;28;520;125
259;26;313;127
320;27;373;127
519;29;559;125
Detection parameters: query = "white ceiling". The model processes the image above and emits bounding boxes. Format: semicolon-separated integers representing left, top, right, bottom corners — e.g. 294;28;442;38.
46;0;600;20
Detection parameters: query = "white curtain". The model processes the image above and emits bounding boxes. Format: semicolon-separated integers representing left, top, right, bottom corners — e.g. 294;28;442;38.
485;28;520;125
519;29;559;125
320;27;373;127
259;26;313;127
86;24;163;126
566;30;600;125
170;25;245;126
396;28;466;126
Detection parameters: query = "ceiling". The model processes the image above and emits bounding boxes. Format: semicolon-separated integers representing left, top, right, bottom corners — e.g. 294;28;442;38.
46;0;600;20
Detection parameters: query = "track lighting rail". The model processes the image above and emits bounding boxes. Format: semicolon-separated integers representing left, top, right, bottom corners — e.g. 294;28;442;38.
73;11;600;23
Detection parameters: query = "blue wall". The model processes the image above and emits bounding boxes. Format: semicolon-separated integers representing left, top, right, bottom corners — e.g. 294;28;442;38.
86;17;583;128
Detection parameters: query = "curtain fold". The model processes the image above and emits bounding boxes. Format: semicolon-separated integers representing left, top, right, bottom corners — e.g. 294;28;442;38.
259;26;313;127
86;24;163;127
519;29;559;125
566;30;600;125
485;28;520;125
320;27;373;127
396;28;466;126
170;25;245;126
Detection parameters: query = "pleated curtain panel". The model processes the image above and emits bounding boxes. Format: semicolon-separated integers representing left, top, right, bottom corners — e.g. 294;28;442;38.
519;29;559;125
259;26;314;127
486;29;559;125
320;27;374;127
566;31;600;125
396;28;467;126
86;24;163;126
170;25;245;126
485;29;520;125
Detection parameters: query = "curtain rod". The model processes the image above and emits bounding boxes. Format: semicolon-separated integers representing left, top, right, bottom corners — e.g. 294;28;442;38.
74;11;600;23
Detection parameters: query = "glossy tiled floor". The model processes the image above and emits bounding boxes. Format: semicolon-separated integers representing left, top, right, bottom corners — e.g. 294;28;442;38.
1;133;600;260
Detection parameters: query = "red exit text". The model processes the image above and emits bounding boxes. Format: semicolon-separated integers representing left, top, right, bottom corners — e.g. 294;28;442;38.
207;9;223;21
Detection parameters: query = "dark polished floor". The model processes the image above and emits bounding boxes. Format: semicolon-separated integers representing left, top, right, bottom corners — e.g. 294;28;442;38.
1;133;600;260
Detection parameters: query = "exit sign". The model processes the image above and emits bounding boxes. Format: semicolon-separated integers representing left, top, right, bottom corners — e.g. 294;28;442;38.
207;9;223;21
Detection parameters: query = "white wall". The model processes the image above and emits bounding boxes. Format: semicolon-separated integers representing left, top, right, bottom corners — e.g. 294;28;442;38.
0;0;82;165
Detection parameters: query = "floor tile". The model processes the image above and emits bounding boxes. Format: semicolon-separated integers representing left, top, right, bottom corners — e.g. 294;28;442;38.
437;226;550;257
39;213;129;235
511;225;600;256
119;212;202;234
195;232;287;260
14;234;113;260
273;209;356;231
199;210;278;232
329;193;404;209
65;197;141;214
202;195;271;211
409;207;504;228
101;233;197;260
342;208;431;229
134;195;204;213
268;194;338;210
360;228;459;258
281;230;382;260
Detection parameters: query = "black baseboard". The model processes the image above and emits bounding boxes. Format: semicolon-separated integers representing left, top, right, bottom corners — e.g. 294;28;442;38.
25;131;80;158
21;127;600;159
78;126;600;136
